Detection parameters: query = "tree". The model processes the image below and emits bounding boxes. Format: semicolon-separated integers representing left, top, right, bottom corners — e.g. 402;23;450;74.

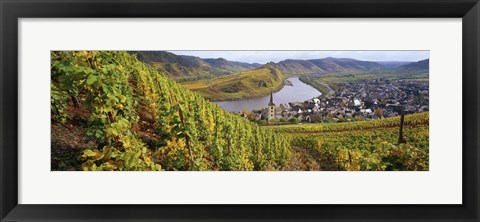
269;118;279;125
374;108;384;119
289;117;299;123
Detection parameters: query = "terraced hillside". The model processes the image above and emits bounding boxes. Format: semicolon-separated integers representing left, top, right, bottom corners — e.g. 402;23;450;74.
51;51;290;171
182;63;286;101
269;112;429;171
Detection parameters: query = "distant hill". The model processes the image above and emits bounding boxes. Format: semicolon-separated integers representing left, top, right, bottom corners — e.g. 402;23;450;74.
399;59;429;71
276;59;325;75
203;58;262;72
134;51;202;68
375;61;412;68
308;57;384;73
134;52;400;82
270;57;384;76
132;51;261;81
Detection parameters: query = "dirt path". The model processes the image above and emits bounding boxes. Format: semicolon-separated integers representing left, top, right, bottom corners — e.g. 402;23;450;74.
283;145;344;171
282;146;319;170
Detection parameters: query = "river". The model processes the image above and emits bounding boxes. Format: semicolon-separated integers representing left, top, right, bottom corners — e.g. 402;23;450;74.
214;77;321;112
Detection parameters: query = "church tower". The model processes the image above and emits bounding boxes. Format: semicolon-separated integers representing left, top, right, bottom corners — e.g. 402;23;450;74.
268;91;275;122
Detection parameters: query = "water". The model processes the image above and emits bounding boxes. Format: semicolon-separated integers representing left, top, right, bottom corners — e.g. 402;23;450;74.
214;77;321;112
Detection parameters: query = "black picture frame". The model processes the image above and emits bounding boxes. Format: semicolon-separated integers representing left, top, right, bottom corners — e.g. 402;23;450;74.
1;0;479;221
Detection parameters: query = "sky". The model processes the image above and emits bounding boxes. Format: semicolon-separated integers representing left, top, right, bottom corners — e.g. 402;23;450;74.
170;51;429;64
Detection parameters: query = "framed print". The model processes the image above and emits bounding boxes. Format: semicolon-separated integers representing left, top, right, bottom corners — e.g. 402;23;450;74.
1;0;479;221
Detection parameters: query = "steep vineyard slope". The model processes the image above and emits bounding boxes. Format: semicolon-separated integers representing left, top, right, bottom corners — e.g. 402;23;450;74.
51;51;290;171
182;63;286;101
269;112;429;171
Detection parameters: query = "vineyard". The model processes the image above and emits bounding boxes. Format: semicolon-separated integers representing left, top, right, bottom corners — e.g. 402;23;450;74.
268;112;429;171
181;63;285;101
51;51;290;171
50;51;429;171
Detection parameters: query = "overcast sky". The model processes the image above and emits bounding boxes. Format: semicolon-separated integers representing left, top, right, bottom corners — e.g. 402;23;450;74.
170;51;429;64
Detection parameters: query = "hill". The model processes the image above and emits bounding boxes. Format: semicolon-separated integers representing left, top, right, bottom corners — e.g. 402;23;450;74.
375;61;412;68
50;51;290;171
181;57;388;101
135;52;388;85
133;53;425;102
399;59;429;71
276;59;325;75
182;63;286;101
132;51;261;81
203;58;262;71
308;57;384;73
273;57;384;75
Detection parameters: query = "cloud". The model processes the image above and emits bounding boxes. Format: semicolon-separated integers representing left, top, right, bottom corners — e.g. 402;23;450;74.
170;51;429;64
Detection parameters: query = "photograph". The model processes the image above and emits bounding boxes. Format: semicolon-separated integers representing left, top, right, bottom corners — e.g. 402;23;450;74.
51;50;429;171
3;0;478;220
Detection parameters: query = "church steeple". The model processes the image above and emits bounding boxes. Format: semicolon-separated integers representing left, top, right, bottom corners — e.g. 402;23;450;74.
267;90;275;122
268;90;275;106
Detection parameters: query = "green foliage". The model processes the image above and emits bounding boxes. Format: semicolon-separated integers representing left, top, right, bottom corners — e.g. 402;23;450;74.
288;117;299;123
268;118;279;125
221;82;241;93
51;51;291;171
271;112;429;171
50;84;69;123
258;120;268;126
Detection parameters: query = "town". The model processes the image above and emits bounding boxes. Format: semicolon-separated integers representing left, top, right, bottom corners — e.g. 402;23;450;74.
240;78;429;124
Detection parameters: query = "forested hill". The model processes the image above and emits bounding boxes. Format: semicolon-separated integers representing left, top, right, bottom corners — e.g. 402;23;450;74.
132;51;261;82
307;57;384;73
276;59;325;75
203;58;262;70
50;51;290;171
265;57;384;75
254;57;387;82
399;59;429;71
133;51;398;84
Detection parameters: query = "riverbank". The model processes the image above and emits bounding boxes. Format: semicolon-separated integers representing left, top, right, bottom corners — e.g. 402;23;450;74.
298;75;335;98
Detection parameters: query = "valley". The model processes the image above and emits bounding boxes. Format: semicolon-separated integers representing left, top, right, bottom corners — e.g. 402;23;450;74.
132;51;426;104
